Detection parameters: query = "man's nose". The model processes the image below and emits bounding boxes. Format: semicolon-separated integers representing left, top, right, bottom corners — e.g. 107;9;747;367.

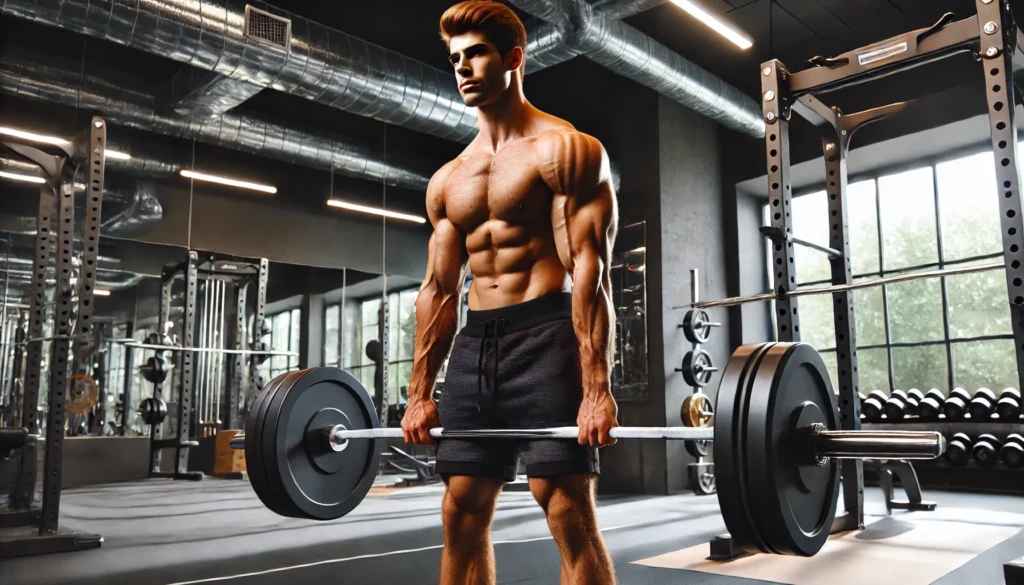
456;60;472;78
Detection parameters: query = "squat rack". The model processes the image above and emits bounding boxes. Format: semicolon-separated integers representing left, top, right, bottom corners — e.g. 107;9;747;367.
754;0;1024;540
0;117;108;557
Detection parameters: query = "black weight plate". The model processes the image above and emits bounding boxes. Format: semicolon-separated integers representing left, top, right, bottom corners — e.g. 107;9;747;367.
745;343;839;557
264;367;381;520
714;342;773;554
688;464;716;495
260;371;309;517
245;372;290;515
683;309;711;344
685;439;709;458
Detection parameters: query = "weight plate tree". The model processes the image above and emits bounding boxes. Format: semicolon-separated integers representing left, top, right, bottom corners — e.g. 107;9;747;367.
233;342;945;557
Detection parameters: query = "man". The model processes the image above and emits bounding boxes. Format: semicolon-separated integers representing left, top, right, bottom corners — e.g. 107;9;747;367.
401;2;619;584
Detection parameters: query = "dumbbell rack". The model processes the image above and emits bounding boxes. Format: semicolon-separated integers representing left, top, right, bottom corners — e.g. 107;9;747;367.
0;118;108;558
679;269;718;496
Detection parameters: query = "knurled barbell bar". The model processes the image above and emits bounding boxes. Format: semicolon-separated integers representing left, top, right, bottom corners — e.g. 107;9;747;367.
229;341;945;557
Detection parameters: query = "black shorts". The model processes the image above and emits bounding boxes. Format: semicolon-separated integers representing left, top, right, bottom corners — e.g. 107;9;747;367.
435;293;600;482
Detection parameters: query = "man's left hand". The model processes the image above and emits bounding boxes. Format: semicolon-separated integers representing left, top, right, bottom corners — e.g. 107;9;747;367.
577;391;619;448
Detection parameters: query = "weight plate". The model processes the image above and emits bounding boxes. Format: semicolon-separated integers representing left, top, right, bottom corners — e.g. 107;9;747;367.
688;464;716;495
681;350;715;388
744;342;840;557
681;392;714;428
65;375;98;414
714;342;773;555
244;372;290;517
260;371;308;517
685;439;710;458
262;367;381;520
682;309;711;344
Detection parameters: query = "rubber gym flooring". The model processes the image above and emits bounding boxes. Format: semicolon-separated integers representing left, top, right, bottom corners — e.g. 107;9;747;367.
1;478;1022;585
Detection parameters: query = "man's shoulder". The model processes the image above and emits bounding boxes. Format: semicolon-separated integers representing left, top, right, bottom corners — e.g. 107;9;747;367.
532;126;604;164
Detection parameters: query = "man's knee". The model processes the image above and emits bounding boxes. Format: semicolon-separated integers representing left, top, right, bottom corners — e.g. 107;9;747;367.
442;476;503;530
530;475;597;533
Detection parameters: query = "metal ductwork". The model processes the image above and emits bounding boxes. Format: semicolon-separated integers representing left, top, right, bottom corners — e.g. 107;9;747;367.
0;156;164;237
0;0;477;142
526;0;669;73
0;49;435;191
514;0;765;138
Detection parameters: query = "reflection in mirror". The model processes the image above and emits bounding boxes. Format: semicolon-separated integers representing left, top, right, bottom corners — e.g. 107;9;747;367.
611;218;648;402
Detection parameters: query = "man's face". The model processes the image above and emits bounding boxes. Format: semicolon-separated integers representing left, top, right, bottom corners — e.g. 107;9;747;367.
448;31;518;108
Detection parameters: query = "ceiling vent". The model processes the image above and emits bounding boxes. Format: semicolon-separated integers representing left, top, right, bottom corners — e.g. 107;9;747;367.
244;6;291;50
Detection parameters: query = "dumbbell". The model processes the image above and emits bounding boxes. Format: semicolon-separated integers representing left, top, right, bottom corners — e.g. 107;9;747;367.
861;390;887;422
947;432;972;466
905;389;924;416
884;389;918;422
968;388;996;421
972;433;1001;465
942;387;971;421
997;388;1021;421
1001;433;1024;467
918;389;944;421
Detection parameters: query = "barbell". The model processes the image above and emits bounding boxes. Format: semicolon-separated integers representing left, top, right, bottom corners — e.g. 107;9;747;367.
229;341;944;557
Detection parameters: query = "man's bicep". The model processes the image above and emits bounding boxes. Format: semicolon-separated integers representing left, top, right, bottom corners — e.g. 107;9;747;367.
427;218;467;293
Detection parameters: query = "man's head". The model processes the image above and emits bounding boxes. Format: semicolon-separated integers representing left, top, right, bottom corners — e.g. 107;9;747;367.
439;1;527;108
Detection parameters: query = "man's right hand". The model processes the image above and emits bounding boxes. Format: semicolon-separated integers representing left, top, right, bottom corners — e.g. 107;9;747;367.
401;398;440;445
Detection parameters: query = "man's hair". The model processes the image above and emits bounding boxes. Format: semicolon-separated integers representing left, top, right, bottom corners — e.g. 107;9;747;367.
439;1;527;59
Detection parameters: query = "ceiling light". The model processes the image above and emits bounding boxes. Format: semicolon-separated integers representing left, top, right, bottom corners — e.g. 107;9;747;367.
0;170;46;184
180;169;277;194
670;0;753;50
0;126;70;146
327;199;426;224
93;289;111;296
104;149;131;160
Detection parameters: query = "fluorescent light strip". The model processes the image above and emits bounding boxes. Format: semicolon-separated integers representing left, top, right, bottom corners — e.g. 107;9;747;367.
104;149;131;160
327;199;426;224
0;126;70;146
180;169;277;194
93;289;111;297
0;170;46;184
671;0;753;50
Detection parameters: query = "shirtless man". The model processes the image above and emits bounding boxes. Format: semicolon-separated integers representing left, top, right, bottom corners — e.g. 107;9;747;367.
400;2;619;584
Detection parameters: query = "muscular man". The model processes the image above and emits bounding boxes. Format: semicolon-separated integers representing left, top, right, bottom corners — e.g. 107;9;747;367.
401;2;619;584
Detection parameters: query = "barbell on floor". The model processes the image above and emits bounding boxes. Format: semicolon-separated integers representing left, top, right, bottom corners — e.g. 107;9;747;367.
229;341;945;557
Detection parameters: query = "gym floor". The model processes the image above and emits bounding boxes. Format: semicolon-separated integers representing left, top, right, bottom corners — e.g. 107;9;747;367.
2;478;1021;585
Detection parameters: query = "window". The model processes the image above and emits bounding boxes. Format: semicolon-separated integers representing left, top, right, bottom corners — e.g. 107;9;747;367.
258;308;301;382
767;148;1018;397
323;287;419;408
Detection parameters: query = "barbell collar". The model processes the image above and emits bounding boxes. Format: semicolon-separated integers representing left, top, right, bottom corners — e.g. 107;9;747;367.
814;428;945;460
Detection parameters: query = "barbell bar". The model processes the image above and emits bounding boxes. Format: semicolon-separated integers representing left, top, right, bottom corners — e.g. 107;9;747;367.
229;342;944;557
679;261;1003;310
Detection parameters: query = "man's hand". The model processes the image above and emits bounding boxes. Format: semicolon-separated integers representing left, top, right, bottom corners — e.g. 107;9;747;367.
402;398;440;445
577;391;618;449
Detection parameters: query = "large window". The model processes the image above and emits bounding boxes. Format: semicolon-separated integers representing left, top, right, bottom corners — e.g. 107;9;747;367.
324;288;418;406
258;308;301;382
770;148;1017;395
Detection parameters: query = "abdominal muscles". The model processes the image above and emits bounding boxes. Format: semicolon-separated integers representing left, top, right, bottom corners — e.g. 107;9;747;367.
465;218;569;310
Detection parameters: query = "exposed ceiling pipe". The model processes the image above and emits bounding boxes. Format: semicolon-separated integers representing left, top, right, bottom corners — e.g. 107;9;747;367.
511;0;764;137
0;49;435;191
0;0;478;142
526;0;669;73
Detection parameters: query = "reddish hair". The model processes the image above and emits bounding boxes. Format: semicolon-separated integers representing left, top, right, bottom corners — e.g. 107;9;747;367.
439;1;527;59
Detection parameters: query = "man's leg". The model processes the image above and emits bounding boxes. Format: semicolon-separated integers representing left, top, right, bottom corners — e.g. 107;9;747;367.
529;474;614;585
440;475;506;585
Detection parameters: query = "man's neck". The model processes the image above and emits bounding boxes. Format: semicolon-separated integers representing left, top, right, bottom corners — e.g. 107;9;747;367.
475;82;534;153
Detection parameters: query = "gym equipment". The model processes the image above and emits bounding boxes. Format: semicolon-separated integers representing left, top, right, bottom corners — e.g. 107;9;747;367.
862;390;887;422
680;392;714;428
688;462;716;496
998;388;1021;420
1001;433;1024;467
973;433;1001;465
139;355;169;384
139;397;168;426
906;389;924;416
681;309;720;344
947;433;972;466
919;389;944;421
969;388;997;421
943;387;971;421
231;342;944;557
678;349;716;387
884;389;918;422
64;375;98;414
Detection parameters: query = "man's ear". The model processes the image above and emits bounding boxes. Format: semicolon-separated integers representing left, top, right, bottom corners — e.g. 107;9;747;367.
506;46;525;72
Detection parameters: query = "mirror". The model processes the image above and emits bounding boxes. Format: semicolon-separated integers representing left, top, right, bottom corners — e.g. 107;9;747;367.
611;217;649;402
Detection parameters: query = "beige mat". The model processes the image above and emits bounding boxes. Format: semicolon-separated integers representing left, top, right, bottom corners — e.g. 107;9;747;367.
633;516;1019;585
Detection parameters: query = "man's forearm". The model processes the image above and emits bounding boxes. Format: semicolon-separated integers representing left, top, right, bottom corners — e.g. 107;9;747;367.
407;282;461;403
572;248;614;397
